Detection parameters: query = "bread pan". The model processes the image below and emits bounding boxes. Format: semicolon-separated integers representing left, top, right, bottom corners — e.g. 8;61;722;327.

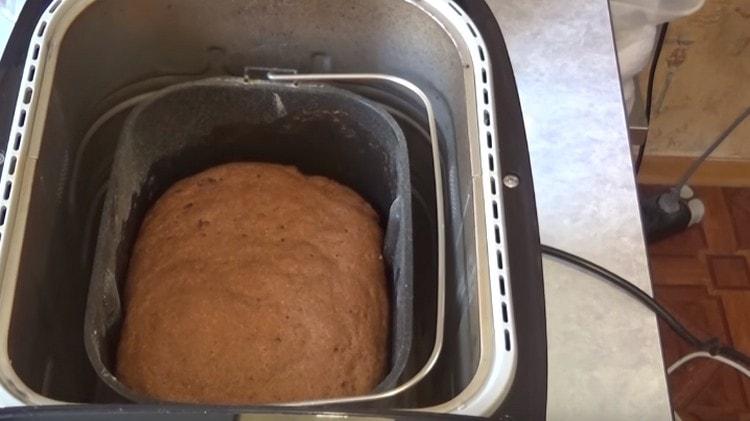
83;77;413;403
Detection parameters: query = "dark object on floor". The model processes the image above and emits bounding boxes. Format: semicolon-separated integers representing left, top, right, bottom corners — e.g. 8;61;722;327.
641;189;692;243
638;107;749;243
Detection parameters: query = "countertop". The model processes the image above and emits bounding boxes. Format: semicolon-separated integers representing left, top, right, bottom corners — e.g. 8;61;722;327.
0;0;673;418
488;0;673;420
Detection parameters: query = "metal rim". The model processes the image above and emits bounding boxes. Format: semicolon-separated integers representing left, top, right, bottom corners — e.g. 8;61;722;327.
0;0;518;414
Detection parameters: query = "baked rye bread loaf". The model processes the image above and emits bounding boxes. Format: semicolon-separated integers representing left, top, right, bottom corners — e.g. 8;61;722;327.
116;162;389;404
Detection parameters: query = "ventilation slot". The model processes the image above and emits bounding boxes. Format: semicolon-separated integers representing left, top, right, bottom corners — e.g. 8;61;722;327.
448;2;463;16
466;22;477;37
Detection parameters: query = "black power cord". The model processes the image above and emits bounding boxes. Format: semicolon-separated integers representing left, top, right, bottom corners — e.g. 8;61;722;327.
635;22;669;173
644;23;669;124
541;244;750;369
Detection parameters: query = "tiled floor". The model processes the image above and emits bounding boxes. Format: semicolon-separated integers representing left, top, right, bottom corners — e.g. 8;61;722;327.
645;185;750;420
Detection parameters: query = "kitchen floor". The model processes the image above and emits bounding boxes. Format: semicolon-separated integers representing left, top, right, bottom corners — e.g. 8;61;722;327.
645;185;750;421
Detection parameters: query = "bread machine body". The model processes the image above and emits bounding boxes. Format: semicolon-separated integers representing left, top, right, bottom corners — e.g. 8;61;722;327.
0;0;546;419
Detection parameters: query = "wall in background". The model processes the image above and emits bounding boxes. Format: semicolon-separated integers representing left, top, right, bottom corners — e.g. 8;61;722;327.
644;0;750;159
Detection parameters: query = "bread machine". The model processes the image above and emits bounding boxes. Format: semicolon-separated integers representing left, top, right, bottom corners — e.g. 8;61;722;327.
0;1;547;419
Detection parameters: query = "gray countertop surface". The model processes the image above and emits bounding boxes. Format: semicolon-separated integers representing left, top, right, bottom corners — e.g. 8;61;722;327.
487;1;672;420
